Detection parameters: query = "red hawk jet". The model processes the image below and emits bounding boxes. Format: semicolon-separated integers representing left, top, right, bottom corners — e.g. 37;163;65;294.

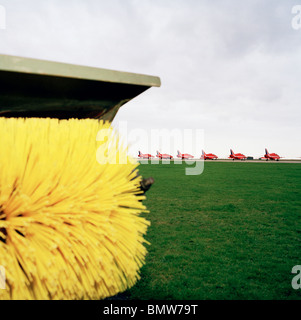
138;151;154;159
201;150;218;160
262;148;280;161
229;149;246;160
177;150;194;159
156;151;173;159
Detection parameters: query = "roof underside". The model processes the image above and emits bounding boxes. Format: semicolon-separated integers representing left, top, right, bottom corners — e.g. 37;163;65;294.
0;55;161;120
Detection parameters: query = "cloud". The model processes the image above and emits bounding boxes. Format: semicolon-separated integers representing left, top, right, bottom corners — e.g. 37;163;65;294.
0;0;300;157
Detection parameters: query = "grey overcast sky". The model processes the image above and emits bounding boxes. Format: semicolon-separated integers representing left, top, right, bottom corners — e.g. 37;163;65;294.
1;0;301;158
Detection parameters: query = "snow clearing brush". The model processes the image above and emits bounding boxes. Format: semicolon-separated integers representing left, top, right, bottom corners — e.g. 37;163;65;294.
0;55;160;300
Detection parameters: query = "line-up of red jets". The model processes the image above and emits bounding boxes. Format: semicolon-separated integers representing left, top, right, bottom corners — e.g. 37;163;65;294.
138;149;281;161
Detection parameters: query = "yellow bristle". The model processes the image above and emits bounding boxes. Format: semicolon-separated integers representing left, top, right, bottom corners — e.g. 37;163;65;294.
0;117;150;300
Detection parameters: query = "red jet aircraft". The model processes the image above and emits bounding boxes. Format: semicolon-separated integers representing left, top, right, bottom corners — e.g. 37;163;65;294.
262;148;280;161
201;150;218;160
229;149;246;160
156;151;173;159
138;151;154;159
177;150;194;159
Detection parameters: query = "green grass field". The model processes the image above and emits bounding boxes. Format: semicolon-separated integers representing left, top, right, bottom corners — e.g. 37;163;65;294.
126;161;301;300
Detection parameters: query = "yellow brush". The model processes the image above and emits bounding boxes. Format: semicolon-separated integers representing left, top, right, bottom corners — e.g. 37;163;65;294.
0;117;150;300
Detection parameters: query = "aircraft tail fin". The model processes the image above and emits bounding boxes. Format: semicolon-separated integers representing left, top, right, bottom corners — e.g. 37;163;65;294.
138;151;141;156
202;150;205;156
265;148;269;155
177;150;181;156
230;149;234;155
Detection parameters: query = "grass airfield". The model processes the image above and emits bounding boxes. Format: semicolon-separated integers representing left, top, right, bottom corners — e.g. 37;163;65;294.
124;161;301;300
